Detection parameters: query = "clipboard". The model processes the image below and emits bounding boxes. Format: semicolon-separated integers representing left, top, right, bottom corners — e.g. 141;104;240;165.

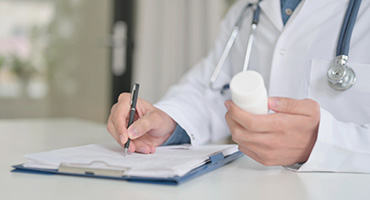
12;151;243;185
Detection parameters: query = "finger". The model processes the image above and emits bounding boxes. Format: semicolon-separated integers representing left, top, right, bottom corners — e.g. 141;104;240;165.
127;111;163;140
131;140;153;154
268;97;319;116
225;110;244;134
111;101;131;140
107;119;124;147
238;146;264;164
231;131;271;150
150;146;156;153
226;101;283;132
126;139;156;154
226;111;264;143
128;141;135;153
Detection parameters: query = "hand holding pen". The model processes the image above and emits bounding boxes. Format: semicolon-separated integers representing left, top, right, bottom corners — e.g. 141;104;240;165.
123;83;140;156
107;83;178;155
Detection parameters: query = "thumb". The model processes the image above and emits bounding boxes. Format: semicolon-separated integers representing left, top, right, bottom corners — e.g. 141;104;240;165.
127;111;161;140
268;97;318;115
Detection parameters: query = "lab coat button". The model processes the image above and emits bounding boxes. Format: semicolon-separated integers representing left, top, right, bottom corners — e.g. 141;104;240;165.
285;8;293;16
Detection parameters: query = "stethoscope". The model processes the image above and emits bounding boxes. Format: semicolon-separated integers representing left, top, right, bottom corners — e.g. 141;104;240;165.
210;0;362;93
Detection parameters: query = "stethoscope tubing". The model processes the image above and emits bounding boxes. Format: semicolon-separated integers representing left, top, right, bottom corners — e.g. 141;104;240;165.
210;0;362;92
209;4;253;90
242;3;261;72
337;0;362;57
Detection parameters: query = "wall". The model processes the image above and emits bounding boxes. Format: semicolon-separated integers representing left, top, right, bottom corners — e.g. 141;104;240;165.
133;0;234;103
0;0;112;123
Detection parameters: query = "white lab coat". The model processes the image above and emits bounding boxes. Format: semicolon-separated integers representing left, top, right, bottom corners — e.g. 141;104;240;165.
155;0;370;173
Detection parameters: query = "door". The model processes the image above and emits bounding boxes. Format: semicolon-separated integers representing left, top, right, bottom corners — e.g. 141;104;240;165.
111;0;135;105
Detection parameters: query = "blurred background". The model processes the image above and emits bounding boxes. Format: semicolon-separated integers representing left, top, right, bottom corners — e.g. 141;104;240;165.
0;0;235;123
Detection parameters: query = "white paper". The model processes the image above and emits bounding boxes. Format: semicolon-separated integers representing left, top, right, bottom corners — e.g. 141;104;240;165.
24;142;239;178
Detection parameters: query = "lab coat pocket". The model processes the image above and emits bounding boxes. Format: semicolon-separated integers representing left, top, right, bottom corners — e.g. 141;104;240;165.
308;59;370;124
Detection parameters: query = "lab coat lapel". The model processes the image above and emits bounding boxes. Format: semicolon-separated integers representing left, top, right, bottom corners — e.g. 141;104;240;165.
259;0;284;32
283;0;340;32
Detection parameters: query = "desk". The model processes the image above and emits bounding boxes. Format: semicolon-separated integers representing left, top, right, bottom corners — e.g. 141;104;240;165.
1;119;370;200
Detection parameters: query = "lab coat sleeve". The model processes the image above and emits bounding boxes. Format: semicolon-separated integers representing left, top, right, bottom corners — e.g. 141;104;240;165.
298;108;370;173
154;0;250;146
154;57;231;146
161;124;190;146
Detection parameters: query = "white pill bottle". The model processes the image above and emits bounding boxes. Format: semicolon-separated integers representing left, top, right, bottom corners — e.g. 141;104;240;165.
229;71;268;114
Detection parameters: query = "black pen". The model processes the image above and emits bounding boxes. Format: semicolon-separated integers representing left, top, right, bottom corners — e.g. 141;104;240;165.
124;83;140;157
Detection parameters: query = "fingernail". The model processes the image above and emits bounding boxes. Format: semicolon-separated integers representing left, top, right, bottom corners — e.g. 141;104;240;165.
269;98;279;109
119;135;125;145
138;146;147;153
225;101;230;110
128;128;138;138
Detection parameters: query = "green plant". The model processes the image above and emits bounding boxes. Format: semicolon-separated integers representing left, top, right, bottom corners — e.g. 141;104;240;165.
10;55;36;80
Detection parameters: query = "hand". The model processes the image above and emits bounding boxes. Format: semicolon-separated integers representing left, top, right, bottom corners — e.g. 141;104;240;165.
225;97;320;166
107;93;176;154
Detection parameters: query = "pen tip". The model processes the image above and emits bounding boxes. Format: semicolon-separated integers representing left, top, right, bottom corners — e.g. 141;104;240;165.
123;148;128;157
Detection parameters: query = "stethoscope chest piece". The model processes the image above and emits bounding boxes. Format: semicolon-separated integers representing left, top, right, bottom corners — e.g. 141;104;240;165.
327;55;356;91
209;0;362;93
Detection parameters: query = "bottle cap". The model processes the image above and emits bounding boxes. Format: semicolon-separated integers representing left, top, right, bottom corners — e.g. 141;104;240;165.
230;71;268;114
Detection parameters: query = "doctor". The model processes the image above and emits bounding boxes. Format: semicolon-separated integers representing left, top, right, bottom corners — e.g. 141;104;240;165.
107;0;370;172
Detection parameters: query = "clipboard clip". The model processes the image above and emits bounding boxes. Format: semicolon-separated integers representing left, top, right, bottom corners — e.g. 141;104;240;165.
208;152;225;165
58;161;129;177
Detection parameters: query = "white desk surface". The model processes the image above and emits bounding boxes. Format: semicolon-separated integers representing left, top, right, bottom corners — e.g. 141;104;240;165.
1;118;370;200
